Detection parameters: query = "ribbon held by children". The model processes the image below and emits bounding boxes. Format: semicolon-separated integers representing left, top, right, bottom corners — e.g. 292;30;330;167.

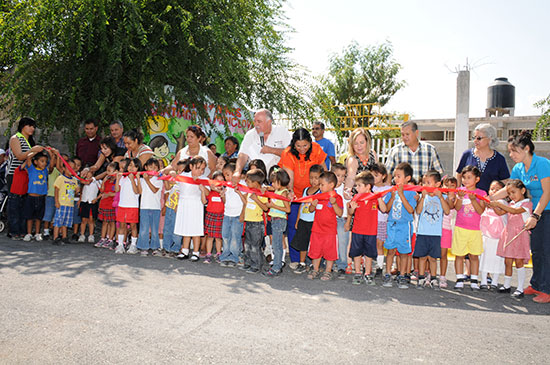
47;147;91;184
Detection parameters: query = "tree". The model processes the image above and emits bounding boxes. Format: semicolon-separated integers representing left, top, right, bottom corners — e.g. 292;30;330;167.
313;41;405;136
0;0;311;147
534;94;550;141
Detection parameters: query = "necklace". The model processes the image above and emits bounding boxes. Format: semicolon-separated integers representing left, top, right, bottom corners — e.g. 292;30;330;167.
297;156;308;178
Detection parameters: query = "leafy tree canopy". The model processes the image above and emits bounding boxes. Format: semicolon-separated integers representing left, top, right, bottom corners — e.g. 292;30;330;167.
0;0;310;146
534;94;550;141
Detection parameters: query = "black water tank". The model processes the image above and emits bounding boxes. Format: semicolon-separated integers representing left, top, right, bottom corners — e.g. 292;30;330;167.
487;77;515;109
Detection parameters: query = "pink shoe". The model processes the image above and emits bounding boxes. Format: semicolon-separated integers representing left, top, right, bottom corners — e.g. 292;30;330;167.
439;276;448;289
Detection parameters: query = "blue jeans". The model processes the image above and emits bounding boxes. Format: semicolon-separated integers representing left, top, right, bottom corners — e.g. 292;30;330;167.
162;207;182;253
336;216;350;270
286;203;301;263
137;209;161;250
220;215;244;263
7;193;26;236
271;217;287;272
530;211;550;294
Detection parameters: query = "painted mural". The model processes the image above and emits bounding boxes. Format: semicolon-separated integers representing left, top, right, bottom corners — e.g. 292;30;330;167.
144;102;252;164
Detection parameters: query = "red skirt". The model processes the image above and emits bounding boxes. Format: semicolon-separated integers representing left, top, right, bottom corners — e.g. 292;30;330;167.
205;211;223;238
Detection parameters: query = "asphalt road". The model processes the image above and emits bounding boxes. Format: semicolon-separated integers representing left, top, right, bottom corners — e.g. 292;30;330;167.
1;237;549;364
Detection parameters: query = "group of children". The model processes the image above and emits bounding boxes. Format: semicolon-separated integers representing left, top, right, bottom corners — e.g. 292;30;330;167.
11;146;532;298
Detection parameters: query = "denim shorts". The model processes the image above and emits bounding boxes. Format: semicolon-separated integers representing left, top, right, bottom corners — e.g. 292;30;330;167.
42;196;56;222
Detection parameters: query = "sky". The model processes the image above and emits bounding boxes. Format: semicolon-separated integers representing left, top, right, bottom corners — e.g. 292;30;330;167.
283;0;550;120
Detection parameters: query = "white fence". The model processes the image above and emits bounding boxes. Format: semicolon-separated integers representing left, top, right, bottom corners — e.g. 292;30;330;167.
373;138;401;163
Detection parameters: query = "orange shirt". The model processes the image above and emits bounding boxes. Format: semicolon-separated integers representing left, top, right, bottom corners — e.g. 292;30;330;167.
278;142;327;198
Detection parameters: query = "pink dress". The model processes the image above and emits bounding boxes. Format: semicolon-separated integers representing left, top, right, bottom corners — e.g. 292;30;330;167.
496;199;532;261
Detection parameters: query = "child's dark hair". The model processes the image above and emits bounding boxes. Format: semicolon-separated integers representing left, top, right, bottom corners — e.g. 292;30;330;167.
508;130;535;155
249;159;268;184
72;156;83;170
176;159;188;171
490;179;505;190
461;165;481;178
506;179;529;198
395;162;413;180
424;169;442;183
270;167;290;187
144;157;160;170
212;170;225;180
331;162;347;173
185;156;207;172
442;176;458;186
31;151;48;165
369;162;388;177
217;155;230;168
108;161;120;171
355;171;374;187
309;164;324;175
124;158;142;172
246;168;265;185
222;162;236;173
320;171;337;187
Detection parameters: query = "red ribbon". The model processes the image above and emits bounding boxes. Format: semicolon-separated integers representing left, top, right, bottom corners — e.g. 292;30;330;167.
351;185;489;203
47;148;91;184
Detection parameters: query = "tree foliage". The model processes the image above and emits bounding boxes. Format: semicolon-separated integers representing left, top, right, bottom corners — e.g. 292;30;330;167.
534;94;550;141
0;0;311;146
313;41;405;136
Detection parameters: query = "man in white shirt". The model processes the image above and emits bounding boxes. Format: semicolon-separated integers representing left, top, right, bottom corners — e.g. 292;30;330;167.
232;109;291;184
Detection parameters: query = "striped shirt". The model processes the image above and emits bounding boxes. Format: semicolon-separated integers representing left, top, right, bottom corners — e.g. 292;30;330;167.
385;141;444;183
6;134;31;177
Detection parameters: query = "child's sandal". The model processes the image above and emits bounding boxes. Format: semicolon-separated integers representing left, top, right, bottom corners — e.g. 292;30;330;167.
320;272;332;281
307;270;320;280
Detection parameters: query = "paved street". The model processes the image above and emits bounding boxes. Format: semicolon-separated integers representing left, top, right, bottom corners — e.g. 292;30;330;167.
1;237;549;364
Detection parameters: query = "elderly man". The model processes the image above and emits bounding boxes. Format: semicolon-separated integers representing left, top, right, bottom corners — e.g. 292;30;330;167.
232;109;291;184
311;121;336;170
386;121;444;183
76;118;101;167
109;120;125;149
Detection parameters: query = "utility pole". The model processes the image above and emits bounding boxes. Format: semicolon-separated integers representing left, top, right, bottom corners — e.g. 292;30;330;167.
454;70;470;173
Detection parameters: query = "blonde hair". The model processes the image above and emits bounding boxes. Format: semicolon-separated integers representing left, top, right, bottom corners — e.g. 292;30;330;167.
348;128;372;157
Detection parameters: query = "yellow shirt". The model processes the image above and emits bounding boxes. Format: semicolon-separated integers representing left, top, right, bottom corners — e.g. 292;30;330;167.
244;195;268;222
268;189;288;219
54;175;78;207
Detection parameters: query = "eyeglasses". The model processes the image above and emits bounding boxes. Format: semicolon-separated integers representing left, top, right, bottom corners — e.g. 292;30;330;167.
472;136;486;141
312;127;321;131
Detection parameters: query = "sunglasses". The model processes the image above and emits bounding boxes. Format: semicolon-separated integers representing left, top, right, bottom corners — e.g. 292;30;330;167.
472;136;486;141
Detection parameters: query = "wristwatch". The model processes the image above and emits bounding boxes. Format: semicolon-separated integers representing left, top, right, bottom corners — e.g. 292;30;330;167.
531;213;541;221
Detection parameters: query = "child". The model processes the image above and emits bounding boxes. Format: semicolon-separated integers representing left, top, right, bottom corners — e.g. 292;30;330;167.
479;180;507;290
114;158;142;254
219;162;245;267
333;163;351;277
347;171;378;285
413;170;450;289
71;156;83;241
97;162;119;248
216;155;230;172
370;163;391;276
492;180;532;298
440;176;457;288
307;171;343;280
290;164;323;274
162;160;186;257
174;156;209;261
137;158;163;256
204;171;226;263
41;151;60;240
235;168;269;273
52;159;80;245
263;168;291;277
451;165;487;291
78;168;101;243
22;149;54;241
378;162;417;289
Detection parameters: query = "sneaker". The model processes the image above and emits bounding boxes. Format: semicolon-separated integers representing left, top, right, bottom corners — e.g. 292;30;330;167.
288;262;298;270
214;253;221;263
127;244;138;254
33;233;42;241
190;254;200;262
410;270;419;281
238;264;251;271
94;238;105;248
176;253;189;260
397;276;409;289
62;237;71;245
140;250;148;256
152;249;162;257
365;274;375;286
115;244;125;254
262;268;281;277
78;234;86;243
204;255;212;264
382;274;393;288
416;278;425;290
23;234;33;242
246;267;259;274
524;286;542;295
42;232;50;240
439;276;448;289
52;237;62;245
337;269;347;280
404;273;411;283
352;274;362;285
106;240;117;250
87;235;95;243
375;268;383;278
71;233;79;241
293;263;307;274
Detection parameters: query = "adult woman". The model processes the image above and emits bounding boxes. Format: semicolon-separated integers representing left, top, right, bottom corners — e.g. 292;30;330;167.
89;137;125;177
343;128;377;196
502;132;550;303
222;136;239;159
165;125;216;178
456;123;509;193
123;129;154;167
279;128;327;264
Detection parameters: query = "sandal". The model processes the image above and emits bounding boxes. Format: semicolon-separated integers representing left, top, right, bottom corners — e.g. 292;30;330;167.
307;270;320;280
320;271;332;281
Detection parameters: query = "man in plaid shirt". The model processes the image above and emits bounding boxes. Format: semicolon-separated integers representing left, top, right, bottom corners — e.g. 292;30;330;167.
385;121;444;183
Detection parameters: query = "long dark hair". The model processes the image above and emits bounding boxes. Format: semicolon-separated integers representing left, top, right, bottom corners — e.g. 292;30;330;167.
17;117;37;147
123;128;144;144
289;127;313;161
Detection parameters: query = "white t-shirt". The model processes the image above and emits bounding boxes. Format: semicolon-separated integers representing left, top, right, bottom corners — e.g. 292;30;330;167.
372;185;389;223
225;180;245;217
118;176;140;208
239;125;291;172
140;176;163;210
80;178;101;203
335;184;350;218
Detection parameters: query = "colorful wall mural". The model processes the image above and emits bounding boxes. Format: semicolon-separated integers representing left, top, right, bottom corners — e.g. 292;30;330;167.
144;102;253;164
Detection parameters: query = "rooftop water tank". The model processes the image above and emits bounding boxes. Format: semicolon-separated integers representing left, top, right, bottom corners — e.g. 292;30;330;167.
486;77;515;117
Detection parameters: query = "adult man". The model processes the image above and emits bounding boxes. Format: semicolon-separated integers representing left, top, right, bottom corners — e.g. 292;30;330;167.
76;118;101;168
311;121;336;169
109;120;125;149
385;121;444;183
232;109;291;184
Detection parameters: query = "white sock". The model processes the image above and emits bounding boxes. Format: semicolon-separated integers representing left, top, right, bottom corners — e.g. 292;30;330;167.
117;234;125;245
159;239;164;249
131;236;137;245
480;271;488;286
44;228;50;235
282;249;286;262
492;273;500;286
377;255;384;269
517;267;526;292
504;275;512;289
182;248;189;255
193;251;199;257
